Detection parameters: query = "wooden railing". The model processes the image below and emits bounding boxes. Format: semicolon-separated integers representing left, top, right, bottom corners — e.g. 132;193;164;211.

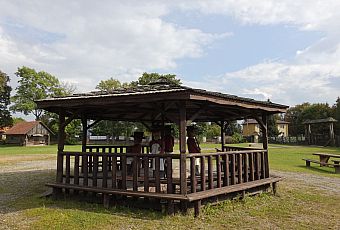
57;148;269;196
222;146;261;152
85;145;150;154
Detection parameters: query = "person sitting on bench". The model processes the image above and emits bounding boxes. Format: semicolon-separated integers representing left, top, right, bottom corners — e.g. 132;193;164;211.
150;128;165;178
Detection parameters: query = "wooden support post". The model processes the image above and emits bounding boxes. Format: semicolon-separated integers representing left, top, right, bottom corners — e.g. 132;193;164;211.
56;110;65;184
261;114;268;150
103;194;110;208
272;182;277;195
81;117;87;152
179;102;187;213
194;200;201;217
221;120;225;151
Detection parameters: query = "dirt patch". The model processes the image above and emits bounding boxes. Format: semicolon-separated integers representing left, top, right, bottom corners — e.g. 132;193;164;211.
271;170;340;195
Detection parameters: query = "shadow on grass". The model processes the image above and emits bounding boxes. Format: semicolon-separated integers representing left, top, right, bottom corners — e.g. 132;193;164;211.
0;169;168;221
296;165;337;175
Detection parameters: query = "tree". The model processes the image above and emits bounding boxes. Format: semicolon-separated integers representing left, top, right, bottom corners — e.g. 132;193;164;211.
286;102;334;136
130;72;181;86
12;117;26;125
334;97;340;135
11;66;71;120
267;115;280;136
0;70;13;128
96;78;122;91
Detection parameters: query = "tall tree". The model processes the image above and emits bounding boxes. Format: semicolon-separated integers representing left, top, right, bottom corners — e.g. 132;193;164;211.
11;66;70;120
334;97;340;135
267;114;280;136
0;70;12;128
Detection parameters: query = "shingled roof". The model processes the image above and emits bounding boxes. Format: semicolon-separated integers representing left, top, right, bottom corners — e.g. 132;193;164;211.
36;80;288;122
5;121;53;135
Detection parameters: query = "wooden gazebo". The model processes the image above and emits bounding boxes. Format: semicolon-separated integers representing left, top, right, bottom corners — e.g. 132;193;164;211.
303;117;338;146
36;80;288;216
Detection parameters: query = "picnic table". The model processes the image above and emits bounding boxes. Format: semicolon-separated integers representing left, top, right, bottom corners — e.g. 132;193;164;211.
312;153;340;164
303;152;340;174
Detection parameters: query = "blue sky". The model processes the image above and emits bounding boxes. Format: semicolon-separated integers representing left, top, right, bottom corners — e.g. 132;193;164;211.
1;0;340;115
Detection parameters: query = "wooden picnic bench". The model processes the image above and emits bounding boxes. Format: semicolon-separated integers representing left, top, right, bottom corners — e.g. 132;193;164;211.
302;152;340;174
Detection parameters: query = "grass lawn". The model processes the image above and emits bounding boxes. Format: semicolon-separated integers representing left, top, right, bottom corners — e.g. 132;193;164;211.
1;143;340;229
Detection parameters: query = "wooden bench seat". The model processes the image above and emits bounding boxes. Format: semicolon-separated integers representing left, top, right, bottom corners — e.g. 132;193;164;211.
46;182;187;201
186;176;282;202
302;158;340;174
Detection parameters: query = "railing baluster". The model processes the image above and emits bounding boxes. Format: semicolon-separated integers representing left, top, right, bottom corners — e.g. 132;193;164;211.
216;155;221;188
237;153;242;184
121;155;127;189
190;157;196;193
83;154;88;186
223;154;229;186
155;156;161;193
93;154;98;187
255;152;260;180
102;154;108;188
143;156;149;192
112;156;117;189
133;156;138;191
264;150;269;178
249;152;254;181
243;153;248;182
74;154;79;185
208;155;213;189
200;156;206;191
260;151;265;179
88;148;93;173
166;156;173;194
231;154;236;185
65;154;70;184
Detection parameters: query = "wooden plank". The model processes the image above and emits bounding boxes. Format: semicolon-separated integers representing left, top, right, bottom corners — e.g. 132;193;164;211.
88;149;93;173
133;156;138;191
237;153;242;184
143;156;149;192
155;156;161;193
243;153;248;182
216;155;221;188
249;152;254;181
166;156;173;194
74;155;79;185
93;155;98;187
186;176;283;202
208;155;213;189
200;156;206;191
121;156;127;189
231;154;236;185
223;154;229;186
264;151;269;178
65;154;70;184
255;152;260;180
83;155;88;186
112;157;117;189
190;157;196;193
46;182;188;200
102;154;108;188
260;151;265;179
56;110;65;184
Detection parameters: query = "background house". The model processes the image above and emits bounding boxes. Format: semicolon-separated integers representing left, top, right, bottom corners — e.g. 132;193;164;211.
242;119;289;142
5;121;53;146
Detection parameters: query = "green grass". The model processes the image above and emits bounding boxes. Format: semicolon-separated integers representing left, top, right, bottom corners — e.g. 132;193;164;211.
1;143;340;229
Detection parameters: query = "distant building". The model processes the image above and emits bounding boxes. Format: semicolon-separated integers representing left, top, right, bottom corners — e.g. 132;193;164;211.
0;126;10;140
5;121;53;146
242;119;289;142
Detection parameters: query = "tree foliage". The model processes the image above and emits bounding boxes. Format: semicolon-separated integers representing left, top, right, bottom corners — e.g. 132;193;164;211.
0;70;12;128
267;115;280;136
96;77;122;91
130;72;181;86
11;66;71;120
286;102;335;136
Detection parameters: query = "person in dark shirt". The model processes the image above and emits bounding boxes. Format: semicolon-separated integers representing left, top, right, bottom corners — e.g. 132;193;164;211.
187;126;200;175
164;125;174;154
127;132;143;175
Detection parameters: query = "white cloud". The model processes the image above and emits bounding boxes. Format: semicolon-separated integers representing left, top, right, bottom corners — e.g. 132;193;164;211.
0;0;230;91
